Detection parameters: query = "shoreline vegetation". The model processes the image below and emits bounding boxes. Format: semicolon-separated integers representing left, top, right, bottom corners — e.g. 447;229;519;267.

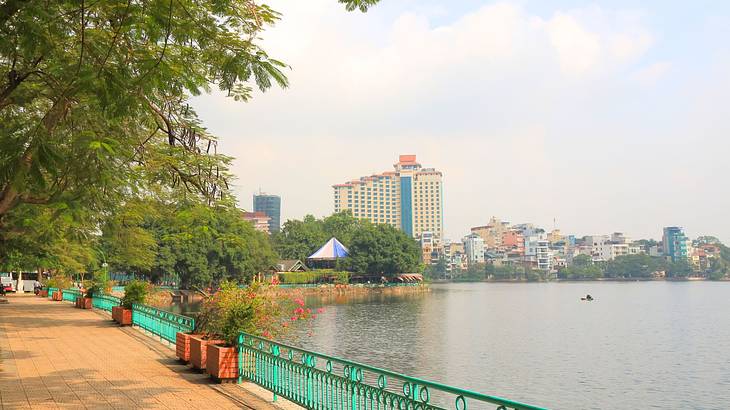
433;277;730;283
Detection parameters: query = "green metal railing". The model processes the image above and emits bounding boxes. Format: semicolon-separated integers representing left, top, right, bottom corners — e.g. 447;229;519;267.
92;294;121;312
47;287;58;299
131;303;194;343
62;288;82;302
237;333;546;410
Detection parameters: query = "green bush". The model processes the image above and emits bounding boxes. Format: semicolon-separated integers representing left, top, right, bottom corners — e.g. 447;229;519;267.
279;270;350;284
219;302;256;346
46;275;72;290
85;284;101;298
121;280;148;309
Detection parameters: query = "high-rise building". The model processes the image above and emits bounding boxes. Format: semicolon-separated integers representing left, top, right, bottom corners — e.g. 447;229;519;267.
333;155;443;240
662;227;690;262
253;193;281;234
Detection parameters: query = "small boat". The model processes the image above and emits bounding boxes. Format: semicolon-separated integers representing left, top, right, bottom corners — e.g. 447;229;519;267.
581;294;594;301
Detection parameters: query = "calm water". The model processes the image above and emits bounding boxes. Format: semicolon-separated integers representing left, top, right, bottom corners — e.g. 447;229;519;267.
284;282;730;409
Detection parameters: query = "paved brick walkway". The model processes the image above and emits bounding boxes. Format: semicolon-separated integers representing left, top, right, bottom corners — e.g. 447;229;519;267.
0;294;281;409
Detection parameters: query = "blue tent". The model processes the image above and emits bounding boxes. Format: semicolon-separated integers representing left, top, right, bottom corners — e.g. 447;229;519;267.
308;237;349;260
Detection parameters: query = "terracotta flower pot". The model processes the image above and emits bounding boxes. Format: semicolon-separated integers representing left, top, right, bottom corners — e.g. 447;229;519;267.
52;291;63;301
189;335;224;371
206;343;239;381
176;332;201;363
76;297;92;309
112;306;132;325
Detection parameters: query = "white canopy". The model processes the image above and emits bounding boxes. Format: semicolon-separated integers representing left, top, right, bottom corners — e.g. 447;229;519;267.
307;237;349;260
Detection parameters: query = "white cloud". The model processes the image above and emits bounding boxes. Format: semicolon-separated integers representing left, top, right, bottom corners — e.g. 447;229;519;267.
191;1;730;241
544;12;602;74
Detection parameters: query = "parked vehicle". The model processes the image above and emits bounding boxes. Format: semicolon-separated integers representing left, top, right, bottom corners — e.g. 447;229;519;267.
1;276;13;293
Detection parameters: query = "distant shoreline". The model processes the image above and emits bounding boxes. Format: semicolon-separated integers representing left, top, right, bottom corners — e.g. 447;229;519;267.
430;277;730;284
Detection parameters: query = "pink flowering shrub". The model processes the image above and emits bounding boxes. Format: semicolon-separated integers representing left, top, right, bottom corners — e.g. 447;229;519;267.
197;281;321;345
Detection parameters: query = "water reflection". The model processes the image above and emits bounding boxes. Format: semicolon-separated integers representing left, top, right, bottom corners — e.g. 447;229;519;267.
161;282;730;408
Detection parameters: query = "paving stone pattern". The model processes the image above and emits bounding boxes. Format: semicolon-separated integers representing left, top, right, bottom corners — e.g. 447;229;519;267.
0;294;286;409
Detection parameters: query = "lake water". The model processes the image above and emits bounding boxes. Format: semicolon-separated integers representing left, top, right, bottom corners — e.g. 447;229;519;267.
286;282;730;409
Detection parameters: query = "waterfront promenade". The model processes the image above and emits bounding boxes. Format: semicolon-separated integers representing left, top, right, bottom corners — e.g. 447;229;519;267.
0;294;279;409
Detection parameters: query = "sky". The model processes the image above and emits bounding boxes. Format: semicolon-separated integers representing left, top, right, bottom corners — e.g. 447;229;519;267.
192;0;730;243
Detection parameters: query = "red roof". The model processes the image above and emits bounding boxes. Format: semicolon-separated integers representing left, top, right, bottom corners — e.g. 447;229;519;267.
399;154;417;164
242;211;268;219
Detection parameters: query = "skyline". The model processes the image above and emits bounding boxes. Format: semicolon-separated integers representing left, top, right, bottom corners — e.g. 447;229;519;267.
192;0;730;243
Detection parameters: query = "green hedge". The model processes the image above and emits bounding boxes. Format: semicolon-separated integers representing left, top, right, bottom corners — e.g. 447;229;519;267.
279;270;349;284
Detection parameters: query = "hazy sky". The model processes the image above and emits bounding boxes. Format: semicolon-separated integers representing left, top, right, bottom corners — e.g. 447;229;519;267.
192;0;730;243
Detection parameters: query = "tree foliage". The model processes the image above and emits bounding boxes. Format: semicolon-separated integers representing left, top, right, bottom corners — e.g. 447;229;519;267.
273;211;420;276
272;211;365;260
0;0;377;259
345;224;421;275
101;199;277;289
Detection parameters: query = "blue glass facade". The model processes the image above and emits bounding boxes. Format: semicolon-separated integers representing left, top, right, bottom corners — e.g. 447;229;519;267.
663;227;688;262
253;194;281;233
399;176;413;237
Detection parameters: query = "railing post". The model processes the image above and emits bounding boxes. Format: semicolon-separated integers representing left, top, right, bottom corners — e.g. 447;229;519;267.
272;345;280;403
305;354;312;406
237;333;244;385
349;366;357;410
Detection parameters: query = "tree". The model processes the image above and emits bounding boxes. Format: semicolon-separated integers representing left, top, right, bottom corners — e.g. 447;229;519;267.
424;257;448;280
149;202;276;288
572;254;593;268
345;224;421;276
666;259;692;278
101;200;158;275
0;0;378;244
272;211;362;260
604;254;660;278
272;215;328;261
558;255;603;279
708;258;728;280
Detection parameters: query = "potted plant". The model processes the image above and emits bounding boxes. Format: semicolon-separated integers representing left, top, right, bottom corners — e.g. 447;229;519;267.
203;282;319;381
78;284;97;309
176;331;199;363
113;280;147;326
206;301;255;380
189;334;224;371
47;275;72;302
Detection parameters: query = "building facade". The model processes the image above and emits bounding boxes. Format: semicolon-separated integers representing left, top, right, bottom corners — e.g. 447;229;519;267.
524;231;551;270
463;234;485;264
471;217;509;249
333;155;443;240
253;193;281;234
242;211;271;233
662;227;690;262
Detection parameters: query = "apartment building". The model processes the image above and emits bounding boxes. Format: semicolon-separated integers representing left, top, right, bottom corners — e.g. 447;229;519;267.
333;155;443;240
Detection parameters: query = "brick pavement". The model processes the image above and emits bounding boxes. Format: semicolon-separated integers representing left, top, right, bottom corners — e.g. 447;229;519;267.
0;294;288;409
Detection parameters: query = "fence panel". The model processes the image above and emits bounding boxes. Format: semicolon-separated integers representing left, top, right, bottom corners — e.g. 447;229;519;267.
238;332;546;410
92;294;121;312
62;288;82;302
131;303;195;343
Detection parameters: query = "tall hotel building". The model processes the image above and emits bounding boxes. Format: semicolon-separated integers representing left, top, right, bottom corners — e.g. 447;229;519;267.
333;155;443;241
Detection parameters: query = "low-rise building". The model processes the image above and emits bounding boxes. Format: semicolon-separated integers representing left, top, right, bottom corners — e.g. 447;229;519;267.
471;217;510;250
463;234;485;264
502;230;525;254
598;242;630;261
242;211;271;233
